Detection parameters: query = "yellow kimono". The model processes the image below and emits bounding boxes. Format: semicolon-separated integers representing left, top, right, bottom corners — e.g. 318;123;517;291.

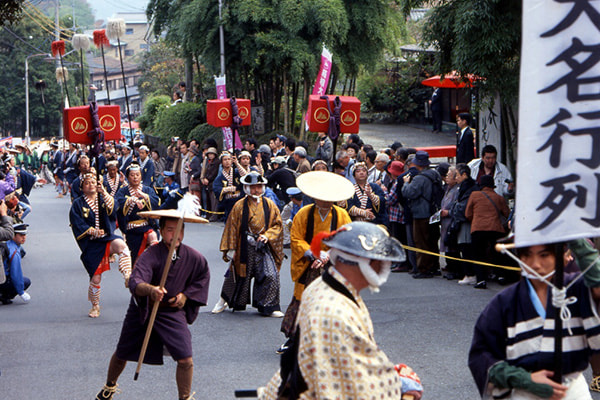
290;204;351;300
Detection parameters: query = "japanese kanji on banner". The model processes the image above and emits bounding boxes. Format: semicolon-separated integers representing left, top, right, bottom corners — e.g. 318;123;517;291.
516;0;600;246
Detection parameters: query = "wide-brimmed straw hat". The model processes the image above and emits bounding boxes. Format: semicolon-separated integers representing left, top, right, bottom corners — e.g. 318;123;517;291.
296;171;354;202
138;210;208;224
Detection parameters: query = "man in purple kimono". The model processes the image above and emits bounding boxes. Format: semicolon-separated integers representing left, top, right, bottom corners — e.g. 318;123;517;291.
95;216;210;400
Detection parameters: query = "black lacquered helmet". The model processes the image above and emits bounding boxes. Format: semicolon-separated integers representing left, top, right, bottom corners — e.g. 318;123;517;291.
323;221;406;262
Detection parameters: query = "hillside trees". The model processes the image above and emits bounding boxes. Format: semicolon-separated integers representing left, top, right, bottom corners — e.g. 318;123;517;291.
147;0;404;136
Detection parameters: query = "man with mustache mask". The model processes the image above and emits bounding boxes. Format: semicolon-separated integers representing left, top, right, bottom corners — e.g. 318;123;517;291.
258;221;424;400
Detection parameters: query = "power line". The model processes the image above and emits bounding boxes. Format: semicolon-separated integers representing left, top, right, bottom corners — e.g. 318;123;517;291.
21;7;64;39
2;26;47;54
23;1;73;38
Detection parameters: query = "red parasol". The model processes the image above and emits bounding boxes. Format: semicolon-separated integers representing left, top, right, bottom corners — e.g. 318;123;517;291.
421;71;481;88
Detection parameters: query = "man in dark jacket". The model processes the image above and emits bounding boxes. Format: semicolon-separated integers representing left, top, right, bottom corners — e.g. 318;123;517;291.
401;151;441;278
456;113;475;164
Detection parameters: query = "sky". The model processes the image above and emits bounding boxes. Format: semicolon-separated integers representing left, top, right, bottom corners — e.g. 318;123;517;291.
86;0;149;22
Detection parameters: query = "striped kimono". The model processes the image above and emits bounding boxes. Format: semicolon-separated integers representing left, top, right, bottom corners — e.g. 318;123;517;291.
469;274;600;399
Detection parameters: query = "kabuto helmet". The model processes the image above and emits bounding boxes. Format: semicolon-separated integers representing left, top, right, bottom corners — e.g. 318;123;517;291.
240;171;267;200
240;171;268;186
313;221;406;293
323;221;406;262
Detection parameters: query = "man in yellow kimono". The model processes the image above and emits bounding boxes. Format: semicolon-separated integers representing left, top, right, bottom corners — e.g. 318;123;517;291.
258;222;423;400
211;171;284;317
279;171;353;343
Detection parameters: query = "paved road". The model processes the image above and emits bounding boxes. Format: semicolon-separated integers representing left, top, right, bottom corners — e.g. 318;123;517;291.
358;122;456;151
2;140;599;399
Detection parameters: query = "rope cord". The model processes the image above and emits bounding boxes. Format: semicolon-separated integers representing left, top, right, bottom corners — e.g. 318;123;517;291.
499;246;600;335
400;244;521;271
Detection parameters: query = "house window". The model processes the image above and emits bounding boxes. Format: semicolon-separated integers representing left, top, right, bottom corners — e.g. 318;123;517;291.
126;28;134;35
140;43;148;49
124;50;134;56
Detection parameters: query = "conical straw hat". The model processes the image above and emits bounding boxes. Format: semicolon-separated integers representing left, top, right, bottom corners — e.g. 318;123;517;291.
296;171;354;202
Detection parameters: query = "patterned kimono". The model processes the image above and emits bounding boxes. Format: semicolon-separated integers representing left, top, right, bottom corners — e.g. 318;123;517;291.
69;193;121;277
115;184;160;264
469;275;600;399
219;195;283;314
213;167;243;220
343;182;387;225
260;268;403;400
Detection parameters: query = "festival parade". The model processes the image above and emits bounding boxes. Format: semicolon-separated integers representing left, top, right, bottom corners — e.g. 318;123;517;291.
3;0;600;399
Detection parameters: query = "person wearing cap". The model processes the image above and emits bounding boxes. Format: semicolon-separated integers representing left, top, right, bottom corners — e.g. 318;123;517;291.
0;222;29;305
469;239;600;399
401;150;443;278
273;135;287;157
137;145;155;187
266;156;296;205
293;146;310;175
279;171;352;344
71;154;92;202
315;131;333;166
212;171;284;317
456;112;475;164
464;174;510;289
70;170;132;317
259;222;423;400
280;187;303;248
384;160;410;272
115;163;160;265
95;214;210;400
341;162;387;225
162;171;180;199
213;151;243;220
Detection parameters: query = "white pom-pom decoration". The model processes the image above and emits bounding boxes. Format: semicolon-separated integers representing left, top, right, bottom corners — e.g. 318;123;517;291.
106;19;126;40
71;34;90;51
55;67;69;83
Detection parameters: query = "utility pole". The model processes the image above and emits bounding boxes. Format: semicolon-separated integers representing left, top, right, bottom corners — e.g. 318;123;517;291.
218;0;225;76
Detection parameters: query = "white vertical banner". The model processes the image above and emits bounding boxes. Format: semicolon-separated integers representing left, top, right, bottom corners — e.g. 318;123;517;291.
215;75;234;151
516;0;600;246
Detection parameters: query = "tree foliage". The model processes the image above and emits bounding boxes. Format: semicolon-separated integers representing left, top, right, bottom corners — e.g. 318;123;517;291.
153;102;205;142
0;16;85;138
0;0;24;25
421;0;521;105
146;0;405;135
138;40;185;98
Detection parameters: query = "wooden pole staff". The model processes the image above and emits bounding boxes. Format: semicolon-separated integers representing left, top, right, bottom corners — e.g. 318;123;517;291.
134;216;184;380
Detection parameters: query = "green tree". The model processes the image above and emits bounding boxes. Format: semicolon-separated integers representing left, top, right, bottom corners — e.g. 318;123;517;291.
0;0;24;25
147;0;405;136
0;17;83;138
407;0;521;166
138;40;185;98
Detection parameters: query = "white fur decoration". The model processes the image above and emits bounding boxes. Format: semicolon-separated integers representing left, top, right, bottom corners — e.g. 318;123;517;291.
71;34;90;51
177;192;201;217
55;67;69;83
106;19;126;40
